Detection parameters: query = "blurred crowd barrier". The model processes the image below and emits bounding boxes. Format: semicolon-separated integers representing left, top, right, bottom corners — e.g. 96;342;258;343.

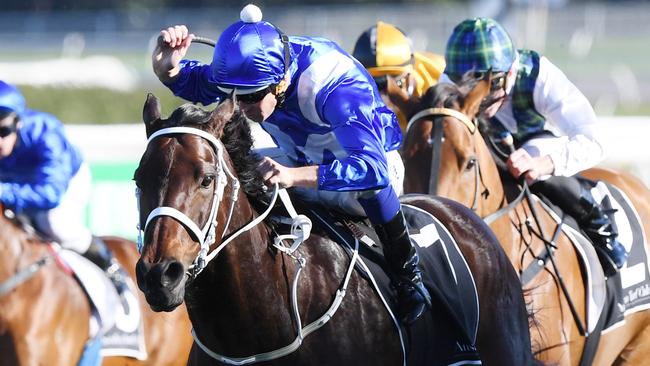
66;119;650;239
1;2;650;112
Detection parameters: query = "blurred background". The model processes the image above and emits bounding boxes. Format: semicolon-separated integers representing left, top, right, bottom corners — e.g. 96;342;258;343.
1;0;648;239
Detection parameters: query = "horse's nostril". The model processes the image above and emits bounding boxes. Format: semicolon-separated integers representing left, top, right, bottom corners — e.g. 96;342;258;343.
135;259;151;291
161;261;185;287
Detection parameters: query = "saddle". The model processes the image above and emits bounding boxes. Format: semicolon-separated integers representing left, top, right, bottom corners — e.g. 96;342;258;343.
268;194;481;365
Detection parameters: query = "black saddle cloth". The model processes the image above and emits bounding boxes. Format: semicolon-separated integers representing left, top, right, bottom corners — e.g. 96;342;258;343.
282;198;481;366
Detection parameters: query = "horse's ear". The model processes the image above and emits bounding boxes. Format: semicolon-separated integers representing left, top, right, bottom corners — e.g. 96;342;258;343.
209;97;235;138
143;93;162;137
461;77;491;120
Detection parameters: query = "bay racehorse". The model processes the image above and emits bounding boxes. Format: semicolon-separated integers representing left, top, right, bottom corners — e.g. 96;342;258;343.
401;75;650;365
133;94;543;365
0;206;193;365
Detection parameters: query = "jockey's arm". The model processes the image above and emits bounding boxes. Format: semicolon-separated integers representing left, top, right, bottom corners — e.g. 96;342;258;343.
260;74;392;192
165;60;224;106
0;135;71;212
258;157;318;189
532;56;606;177
315;79;392;192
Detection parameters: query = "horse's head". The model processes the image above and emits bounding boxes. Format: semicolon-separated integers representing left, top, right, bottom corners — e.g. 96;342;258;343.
134;94;262;311
402;73;504;216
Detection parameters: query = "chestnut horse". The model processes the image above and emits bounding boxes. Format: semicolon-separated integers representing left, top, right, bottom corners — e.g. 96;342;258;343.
402;76;650;365
0;206;193;365
133;94;542;365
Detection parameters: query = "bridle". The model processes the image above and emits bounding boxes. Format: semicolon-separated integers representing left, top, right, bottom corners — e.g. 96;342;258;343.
0;209;53;297
407;107;488;211
135;126;244;280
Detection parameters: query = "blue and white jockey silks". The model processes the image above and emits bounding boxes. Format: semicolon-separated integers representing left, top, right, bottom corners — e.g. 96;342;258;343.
0;110;83;212
0;109;93;253
167;30;405;223
168;36;402;192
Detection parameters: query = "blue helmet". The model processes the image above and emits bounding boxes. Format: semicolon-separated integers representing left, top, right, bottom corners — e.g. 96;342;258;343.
0;81;26;115
444;18;516;81
210;5;290;92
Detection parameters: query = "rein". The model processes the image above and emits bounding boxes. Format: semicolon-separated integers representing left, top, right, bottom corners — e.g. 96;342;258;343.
0;210;54;297
407;107;476;134
0;254;52;297
407;107;488;210
137;126;360;364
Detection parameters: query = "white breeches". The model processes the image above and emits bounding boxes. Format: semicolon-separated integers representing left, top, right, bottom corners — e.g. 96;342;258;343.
32;163;93;253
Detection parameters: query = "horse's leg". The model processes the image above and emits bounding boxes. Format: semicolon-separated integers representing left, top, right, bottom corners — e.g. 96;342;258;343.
528;267;586;366
587;312;649;366
503;195;588;366
103;237;192;365
465;217;544;366
610;318;650;366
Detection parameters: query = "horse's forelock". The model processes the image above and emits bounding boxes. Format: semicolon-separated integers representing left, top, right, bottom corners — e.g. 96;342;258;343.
167;103;212;128
152;100;266;200
455;72;482;99
165;100;248;132
421;83;462;109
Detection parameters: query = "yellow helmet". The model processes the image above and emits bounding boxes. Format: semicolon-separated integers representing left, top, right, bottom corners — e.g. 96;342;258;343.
352;21;414;77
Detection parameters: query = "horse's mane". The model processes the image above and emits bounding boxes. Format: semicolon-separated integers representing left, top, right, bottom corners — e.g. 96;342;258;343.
167;103;266;199
420;72;480;110
220;107;267;199
420;73;503;151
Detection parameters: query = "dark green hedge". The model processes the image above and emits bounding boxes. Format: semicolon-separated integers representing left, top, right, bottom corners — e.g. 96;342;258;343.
19;85;203;124
18;84;649;125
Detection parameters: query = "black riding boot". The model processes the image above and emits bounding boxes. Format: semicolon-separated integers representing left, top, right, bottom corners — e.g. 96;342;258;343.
530;176;628;276
578;190;628;276
374;209;432;325
83;236;127;293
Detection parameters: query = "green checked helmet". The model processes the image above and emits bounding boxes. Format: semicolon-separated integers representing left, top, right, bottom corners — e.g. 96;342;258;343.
444;18;516;81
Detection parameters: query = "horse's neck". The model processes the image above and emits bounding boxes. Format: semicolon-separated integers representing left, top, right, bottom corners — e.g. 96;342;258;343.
475;133;508;217
0;219;39;281
471;133;534;261
187;187;361;357
187;189;301;352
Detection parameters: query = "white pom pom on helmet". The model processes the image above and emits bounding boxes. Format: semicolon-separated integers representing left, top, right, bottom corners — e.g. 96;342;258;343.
240;4;263;23
212;4;291;91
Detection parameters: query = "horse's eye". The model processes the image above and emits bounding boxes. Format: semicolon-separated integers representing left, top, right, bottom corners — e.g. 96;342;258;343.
466;157;477;171
201;175;215;188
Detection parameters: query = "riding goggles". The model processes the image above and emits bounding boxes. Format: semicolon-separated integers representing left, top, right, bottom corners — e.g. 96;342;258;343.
449;71;507;92
373;72;413;95
0;123;17;138
489;72;507;92
237;85;276;104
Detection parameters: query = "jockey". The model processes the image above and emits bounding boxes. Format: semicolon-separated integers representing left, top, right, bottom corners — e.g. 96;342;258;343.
0;81;125;290
152;4;431;323
352;21;446;130
441;18;627;275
